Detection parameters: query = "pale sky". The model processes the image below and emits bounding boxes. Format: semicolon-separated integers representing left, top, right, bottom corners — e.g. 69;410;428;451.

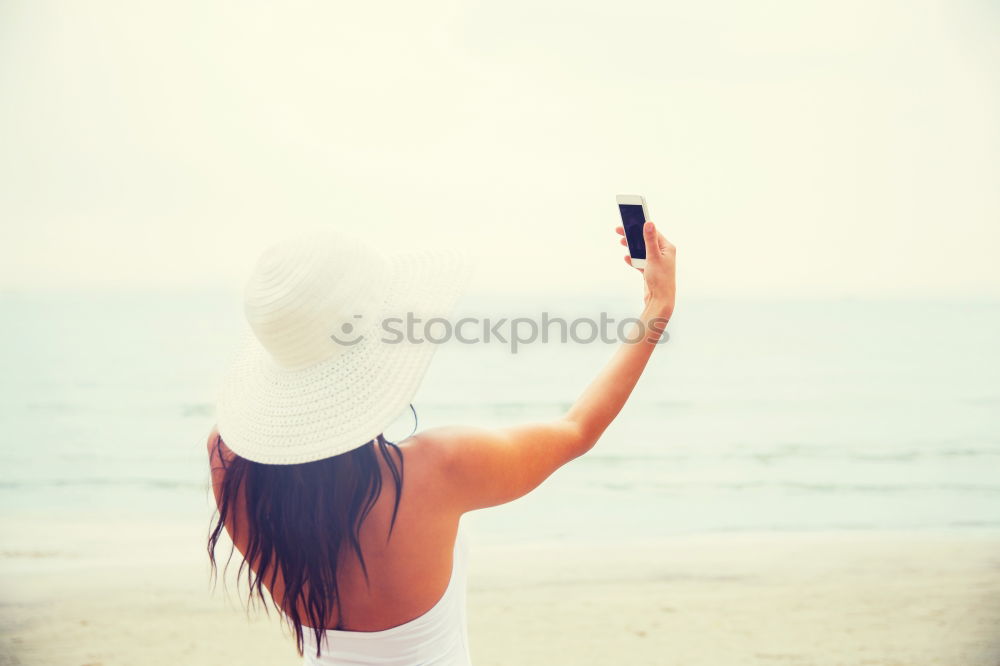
1;0;997;298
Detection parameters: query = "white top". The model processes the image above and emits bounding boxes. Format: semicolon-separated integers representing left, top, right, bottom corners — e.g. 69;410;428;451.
302;527;472;665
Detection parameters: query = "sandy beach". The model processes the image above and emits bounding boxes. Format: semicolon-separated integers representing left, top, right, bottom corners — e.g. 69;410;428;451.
1;521;998;666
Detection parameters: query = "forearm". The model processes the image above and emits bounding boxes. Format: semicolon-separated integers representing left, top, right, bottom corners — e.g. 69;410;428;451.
564;298;672;450
438;222;675;511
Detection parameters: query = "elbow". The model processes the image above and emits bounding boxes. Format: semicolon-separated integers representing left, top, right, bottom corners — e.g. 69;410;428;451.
561;418;600;460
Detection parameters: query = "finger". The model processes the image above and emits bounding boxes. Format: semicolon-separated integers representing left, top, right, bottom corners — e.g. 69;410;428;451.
624;255;644;272
615;226;625;236
620;237;628;247
643;222;660;262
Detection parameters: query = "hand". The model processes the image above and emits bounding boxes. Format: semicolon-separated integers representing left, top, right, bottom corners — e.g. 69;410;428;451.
616;221;676;316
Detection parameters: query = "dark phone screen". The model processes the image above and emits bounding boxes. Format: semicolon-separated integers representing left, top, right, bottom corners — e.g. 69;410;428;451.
618;204;646;259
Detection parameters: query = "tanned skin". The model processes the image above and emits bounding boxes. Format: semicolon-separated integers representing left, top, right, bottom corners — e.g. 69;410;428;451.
209;221;676;631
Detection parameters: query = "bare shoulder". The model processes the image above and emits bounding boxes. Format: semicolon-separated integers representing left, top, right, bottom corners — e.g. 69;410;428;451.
395;425;527;513
206;428;238;493
397;426;492;472
393;427;482;507
395;421;585;512
395;428;459;480
206;428;220;465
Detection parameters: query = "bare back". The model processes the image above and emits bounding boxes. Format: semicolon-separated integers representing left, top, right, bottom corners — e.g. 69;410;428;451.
209;430;462;632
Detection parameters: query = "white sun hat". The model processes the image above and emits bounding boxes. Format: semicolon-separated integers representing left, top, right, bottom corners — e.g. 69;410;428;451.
215;231;470;465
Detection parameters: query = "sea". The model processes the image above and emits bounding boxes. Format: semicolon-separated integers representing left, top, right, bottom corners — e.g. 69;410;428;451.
1;291;998;553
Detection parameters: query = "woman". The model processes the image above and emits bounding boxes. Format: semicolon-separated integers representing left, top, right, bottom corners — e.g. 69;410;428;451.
207;222;676;664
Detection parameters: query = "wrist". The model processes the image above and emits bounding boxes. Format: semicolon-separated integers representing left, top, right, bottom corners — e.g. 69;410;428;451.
642;297;674;320
639;299;673;344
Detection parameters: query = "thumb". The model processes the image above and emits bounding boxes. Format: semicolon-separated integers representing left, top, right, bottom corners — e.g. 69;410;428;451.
643;222;659;261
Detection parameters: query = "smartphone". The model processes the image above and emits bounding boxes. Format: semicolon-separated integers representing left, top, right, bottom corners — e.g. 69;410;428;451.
616;194;650;269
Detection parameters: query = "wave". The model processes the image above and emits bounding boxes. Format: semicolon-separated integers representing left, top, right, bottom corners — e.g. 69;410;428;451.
583;443;1000;464
594;480;1000;494
0;477;207;490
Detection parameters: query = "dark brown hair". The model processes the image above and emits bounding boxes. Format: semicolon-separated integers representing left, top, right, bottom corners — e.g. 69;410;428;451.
207;432;404;657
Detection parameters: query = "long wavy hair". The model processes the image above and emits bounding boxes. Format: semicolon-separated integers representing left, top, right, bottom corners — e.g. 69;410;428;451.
207;431;405;657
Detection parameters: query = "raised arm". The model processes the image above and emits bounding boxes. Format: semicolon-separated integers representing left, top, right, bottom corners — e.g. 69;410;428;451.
421;221;676;513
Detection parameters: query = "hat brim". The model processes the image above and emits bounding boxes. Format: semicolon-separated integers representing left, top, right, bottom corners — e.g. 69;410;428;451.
216;248;470;464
